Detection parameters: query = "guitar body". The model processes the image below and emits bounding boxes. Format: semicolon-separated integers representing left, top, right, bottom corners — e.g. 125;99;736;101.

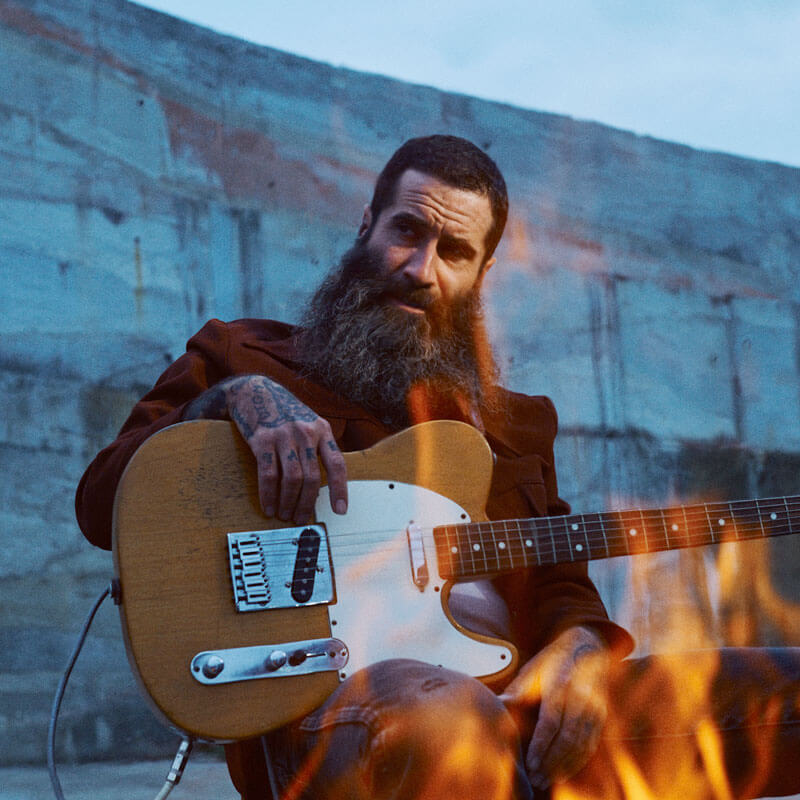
113;420;518;742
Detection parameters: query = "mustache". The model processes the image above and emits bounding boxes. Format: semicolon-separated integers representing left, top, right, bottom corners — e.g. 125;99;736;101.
336;242;437;312
379;283;436;311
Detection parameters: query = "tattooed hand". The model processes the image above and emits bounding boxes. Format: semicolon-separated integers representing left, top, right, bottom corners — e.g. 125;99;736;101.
183;375;347;523
499;625;610;789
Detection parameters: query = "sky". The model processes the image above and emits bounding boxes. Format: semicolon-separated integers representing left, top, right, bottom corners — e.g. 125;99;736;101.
136;0;800;168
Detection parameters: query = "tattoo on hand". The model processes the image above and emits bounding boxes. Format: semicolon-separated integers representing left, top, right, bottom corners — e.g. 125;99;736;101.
230;405;255;440
573;643;599;661
231;376;319;432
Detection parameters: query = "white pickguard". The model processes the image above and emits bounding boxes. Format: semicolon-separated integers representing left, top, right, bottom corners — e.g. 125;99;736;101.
315;481;513;681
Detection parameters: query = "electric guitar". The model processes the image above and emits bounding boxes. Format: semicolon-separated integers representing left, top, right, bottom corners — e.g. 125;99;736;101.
112;419;798;742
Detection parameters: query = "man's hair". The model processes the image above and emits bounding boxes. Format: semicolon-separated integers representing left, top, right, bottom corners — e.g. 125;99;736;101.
368;135;509;261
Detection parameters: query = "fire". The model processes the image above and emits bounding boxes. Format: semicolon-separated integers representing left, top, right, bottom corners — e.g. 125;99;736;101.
561;497;799;800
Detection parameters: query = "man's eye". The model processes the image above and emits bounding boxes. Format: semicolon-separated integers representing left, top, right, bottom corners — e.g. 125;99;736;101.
440;244;469;262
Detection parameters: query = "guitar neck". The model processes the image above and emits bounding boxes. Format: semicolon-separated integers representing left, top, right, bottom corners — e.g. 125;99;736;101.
434;495;800;580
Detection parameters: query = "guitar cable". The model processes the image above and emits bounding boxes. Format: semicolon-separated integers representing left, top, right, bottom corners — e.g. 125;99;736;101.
48;581;195;800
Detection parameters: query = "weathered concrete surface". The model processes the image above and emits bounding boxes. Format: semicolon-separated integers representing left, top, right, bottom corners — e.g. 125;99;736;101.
1;0;799;767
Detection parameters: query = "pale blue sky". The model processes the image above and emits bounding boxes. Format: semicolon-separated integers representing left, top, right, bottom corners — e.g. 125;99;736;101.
137;0;800;168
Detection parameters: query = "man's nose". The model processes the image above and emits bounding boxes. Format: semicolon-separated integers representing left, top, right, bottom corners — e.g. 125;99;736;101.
402;241;437;287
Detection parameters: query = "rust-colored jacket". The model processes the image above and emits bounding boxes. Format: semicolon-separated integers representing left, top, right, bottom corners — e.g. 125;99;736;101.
75;318;632;796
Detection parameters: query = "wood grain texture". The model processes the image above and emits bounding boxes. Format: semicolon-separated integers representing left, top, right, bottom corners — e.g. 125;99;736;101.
112;419;504;741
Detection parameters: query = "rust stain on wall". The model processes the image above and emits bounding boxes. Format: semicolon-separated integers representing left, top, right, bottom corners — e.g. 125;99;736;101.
0;1;144;87
159;97;351;216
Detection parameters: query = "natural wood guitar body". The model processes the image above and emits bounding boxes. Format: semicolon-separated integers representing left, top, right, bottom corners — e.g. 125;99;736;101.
113;418;799;742
113;419;513;741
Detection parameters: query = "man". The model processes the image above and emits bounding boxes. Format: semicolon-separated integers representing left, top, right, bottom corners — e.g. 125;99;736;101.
76;136;798;799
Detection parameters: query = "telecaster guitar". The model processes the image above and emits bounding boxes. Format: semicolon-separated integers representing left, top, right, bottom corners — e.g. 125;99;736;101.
112;420;799;742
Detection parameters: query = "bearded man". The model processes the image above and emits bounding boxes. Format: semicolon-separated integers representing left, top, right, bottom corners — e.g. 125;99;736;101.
75;135;800;799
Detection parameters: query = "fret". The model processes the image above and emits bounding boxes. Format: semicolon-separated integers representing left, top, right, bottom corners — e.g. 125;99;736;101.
571;515;591;561
497;520;514;572
487;521;503;573
702;503;716;545
557;517;572;562
681;505;690;547
546;517;558;564
584;513;608;559
755;499;767;538
785;498;794;534
660;507;671;550
728;502;740;541
599;513;610;558
639;508;650;553
526;519;541;567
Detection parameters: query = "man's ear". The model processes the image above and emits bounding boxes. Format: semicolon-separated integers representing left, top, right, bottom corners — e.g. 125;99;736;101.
357;205;372;238
477;256;496;283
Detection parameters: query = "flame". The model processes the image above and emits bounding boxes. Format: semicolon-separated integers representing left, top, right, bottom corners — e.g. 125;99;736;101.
562;496;799;800
280;477;797;799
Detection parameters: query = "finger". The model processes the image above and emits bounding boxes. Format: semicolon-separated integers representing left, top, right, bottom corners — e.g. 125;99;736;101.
555;716;604;782
527;697;563;782
292;445;322;524
537;707;599;783
256;446;279;518
276;446;303;521
319;437;348;514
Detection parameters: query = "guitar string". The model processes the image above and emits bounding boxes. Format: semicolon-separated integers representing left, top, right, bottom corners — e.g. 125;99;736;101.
238;501;799;569
243;499;800;550
246;497;800;548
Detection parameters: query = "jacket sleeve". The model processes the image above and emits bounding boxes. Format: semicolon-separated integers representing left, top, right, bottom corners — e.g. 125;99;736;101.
490;395;634;660
75;319;232;550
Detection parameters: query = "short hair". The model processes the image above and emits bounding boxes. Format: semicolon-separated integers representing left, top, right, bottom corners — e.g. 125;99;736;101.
368;135;508;261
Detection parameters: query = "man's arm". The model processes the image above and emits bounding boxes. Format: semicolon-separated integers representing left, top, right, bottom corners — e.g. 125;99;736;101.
182;374;347;524
75;318;346;550
500;625;612;788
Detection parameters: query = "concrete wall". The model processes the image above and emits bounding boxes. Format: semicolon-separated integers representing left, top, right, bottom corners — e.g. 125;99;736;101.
1;0;799;765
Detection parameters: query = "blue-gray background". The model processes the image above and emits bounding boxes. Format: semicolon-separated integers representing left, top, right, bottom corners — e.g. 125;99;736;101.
1;0;798;769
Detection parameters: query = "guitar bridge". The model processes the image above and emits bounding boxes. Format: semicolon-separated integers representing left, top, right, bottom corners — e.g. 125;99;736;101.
228;525;335;612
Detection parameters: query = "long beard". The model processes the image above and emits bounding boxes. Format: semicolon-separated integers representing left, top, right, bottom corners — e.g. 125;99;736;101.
298;241;499;428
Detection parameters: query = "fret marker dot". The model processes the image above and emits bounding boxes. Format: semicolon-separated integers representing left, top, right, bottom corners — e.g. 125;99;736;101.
770;513;777;521
575;543;583;552
672;524;679;532
498;541;506;549
571;523;579;531
525;539;533;547
629;528;637;536
472;543;481;551
718;519;725;526
450;546;458;554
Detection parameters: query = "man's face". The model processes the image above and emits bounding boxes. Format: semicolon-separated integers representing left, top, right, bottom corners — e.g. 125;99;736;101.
358;169;496;312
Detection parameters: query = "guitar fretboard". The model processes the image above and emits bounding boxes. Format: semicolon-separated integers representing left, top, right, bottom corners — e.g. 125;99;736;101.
434;495;800;580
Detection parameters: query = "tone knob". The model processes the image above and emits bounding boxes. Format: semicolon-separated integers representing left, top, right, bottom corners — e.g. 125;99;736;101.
266;650;287;670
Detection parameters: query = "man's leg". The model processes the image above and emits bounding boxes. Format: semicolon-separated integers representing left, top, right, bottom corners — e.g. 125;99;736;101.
265;659;533;800
567;647;800;800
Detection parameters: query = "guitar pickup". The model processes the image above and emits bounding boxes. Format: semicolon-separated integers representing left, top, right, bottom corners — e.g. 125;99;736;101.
228;525;335;612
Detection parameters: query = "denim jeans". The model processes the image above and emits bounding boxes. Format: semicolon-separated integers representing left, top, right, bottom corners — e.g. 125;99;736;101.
257;649;800;800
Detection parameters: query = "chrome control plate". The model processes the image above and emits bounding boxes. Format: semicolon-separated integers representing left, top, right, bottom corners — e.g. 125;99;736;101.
191;638;348;685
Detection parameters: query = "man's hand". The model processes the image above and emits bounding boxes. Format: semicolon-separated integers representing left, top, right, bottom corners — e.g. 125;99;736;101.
499;625;610;789
183;375;348;523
